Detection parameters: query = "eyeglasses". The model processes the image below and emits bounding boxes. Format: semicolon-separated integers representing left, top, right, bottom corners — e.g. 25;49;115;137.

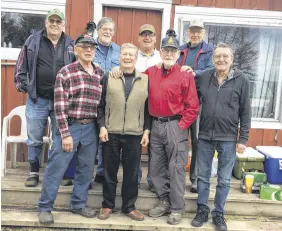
48;18;63;25
100;27;114;33
214;54;231;60
161;48;178;54
77;44;97;51
140;32;155;38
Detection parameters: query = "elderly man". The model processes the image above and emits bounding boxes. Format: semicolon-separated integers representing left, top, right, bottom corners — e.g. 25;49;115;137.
178;20;214;193
146;30;199;225
94;17;120;184
14;9;76;187
97;43;149;221
37;34;103;224
191;43;251;231
136;24;162;191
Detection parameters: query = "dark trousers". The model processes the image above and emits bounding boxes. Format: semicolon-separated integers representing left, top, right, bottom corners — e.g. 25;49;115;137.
189;120;198;183
102;134;142;213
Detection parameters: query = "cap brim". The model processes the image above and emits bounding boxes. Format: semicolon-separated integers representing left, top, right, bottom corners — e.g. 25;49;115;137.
189;25;204;29
162;45;179;49
76;39;97;45
48;13;64;20
139;29;155;35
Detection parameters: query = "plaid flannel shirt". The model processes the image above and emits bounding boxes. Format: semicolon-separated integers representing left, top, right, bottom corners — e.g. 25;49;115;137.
54;60;104;137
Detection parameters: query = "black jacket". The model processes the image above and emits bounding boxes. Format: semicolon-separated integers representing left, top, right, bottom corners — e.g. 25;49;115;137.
196;68;251;144
14;30;75;103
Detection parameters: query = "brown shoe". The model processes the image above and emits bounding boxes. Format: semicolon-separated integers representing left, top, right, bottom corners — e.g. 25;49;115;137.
126;209;145;221
97;208;112;220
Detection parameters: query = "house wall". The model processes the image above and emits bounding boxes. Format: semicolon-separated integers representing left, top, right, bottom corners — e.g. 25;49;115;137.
1;0;282;163
170;0;282;27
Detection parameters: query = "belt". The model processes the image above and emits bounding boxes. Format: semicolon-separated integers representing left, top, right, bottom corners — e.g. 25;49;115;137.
68;118;95;125
153;115;181;123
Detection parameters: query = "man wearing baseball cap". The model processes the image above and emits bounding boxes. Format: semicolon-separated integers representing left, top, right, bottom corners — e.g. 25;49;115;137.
14;9;75;188
146;29;199;225
37;34;103;224
178;19;214;193
136;24;162;192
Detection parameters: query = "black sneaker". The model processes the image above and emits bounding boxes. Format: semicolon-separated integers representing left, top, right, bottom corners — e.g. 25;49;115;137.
94;174;104;184
212;213;227;231
149;184;156;193
191;209;208;227
25;174;39;187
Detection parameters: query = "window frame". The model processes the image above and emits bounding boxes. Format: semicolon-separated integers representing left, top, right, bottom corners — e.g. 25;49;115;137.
1;0;66;60
174;6;282;126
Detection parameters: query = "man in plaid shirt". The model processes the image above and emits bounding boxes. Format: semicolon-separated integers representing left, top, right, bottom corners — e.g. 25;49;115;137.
38;34;103;224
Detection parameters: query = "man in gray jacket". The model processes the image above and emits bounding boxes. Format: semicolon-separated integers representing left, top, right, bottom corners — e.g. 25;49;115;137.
191;43;251;231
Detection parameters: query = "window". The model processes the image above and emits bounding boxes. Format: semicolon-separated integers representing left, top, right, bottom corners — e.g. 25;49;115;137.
1;0;65;60
175;6;282;123
1;12;45;48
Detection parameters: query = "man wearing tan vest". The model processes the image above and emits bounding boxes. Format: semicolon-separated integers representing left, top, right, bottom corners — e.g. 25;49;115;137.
97;43;150;221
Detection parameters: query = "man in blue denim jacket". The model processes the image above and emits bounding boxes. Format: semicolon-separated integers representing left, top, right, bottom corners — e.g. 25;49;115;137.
93;17;120;183
178;20;214;193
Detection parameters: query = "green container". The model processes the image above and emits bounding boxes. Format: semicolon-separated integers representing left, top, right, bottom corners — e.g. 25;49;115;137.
240;169;267;194
233;147;265;179
260;184;282;201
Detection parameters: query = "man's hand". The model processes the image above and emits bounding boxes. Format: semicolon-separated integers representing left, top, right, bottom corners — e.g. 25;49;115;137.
236;143;247;153
99;127;109;142
62;136;74;152
140;130;150;147
110;66;122;79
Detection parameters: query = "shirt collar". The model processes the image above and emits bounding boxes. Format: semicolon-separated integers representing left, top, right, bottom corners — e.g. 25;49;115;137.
214;68;234;80
138;48;157;57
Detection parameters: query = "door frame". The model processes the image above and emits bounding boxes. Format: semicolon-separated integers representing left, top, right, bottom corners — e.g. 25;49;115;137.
93;0;172;41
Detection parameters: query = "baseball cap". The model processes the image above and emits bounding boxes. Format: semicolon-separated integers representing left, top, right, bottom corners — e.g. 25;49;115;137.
189;20;204;29
139;24;156;35
46;9;65;21
161;29;179;49
75;34;97;45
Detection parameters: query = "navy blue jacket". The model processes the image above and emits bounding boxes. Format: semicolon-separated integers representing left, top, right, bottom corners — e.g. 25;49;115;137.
178;41;214;77
14;30;75;103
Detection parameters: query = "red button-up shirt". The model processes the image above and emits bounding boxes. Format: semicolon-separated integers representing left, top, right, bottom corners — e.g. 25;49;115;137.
145;63;199;130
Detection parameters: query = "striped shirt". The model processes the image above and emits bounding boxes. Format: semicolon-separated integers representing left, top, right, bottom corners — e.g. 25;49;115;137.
54;60;104;137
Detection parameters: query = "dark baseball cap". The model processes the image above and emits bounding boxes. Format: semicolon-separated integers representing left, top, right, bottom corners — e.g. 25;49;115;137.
75;34;97;45
161;29;179;49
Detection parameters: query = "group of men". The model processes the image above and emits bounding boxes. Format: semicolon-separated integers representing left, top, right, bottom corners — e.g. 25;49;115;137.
14;8;251;231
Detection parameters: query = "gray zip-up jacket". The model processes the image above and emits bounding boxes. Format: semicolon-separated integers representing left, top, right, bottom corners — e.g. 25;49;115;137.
196;68;251;144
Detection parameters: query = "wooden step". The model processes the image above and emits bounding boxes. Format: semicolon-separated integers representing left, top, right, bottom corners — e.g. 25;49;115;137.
2;164;282;217
2;209;282;231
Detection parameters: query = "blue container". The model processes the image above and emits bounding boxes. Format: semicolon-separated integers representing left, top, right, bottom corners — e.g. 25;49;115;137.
256;146;282;184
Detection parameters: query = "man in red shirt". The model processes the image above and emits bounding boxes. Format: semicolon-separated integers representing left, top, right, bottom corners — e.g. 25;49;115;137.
146;30;199;225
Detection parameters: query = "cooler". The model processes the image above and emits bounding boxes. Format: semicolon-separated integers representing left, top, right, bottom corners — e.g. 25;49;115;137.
233;147;265;179
256;146;282;184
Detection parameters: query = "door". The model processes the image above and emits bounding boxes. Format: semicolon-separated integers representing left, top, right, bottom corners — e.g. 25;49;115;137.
103;6;162;49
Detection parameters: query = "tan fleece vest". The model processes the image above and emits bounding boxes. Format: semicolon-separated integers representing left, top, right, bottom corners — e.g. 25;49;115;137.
105;72;148;135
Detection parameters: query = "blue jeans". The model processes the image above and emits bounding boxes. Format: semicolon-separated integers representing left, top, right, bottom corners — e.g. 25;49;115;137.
38;122;98;211
26;97;56;171
197;139;236;216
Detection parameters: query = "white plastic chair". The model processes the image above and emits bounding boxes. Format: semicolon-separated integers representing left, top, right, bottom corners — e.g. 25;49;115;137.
1;105;51;176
